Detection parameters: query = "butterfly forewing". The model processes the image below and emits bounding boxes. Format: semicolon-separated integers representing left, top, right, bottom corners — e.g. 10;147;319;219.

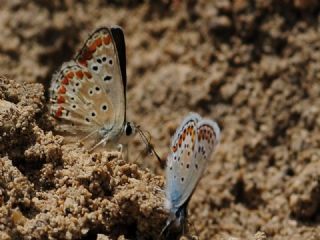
76;27;126;131
49;27;127;146
166;113;200;211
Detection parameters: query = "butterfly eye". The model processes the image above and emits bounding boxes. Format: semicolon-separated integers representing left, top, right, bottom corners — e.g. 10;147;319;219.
125;123;133;136
125;122;136;136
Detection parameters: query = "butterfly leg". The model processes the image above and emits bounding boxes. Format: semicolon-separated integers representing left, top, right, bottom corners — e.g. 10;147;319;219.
159;219;171;240
81;129;100;143
117;143;123;152
89;136;110;152
117;143;129;162
159;212;177;240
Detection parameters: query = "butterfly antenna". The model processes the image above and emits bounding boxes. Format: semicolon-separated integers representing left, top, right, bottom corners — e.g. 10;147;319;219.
136;126;165;168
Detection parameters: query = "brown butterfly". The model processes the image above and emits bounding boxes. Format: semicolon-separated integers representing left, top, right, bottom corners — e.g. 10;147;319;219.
49;26;135;150
49;26;163;165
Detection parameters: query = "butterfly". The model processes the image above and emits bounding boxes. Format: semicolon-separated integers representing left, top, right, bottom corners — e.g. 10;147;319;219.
161;113;220;239
49;26;136;150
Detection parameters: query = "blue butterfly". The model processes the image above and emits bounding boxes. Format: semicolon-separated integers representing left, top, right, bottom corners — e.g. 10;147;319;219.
162;113;220;239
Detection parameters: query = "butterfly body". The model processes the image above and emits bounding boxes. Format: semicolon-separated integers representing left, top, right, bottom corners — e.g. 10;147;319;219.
49;27;135;150
162;113;220;238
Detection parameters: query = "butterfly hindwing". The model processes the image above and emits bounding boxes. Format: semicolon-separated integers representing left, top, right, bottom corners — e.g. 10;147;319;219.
176;118;220;209
165;113;220;212
50;62;107;134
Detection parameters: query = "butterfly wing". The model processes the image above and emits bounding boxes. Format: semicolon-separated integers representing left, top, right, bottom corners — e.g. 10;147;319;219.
165;113;220;212
49;61;110;137
193;119;220;181
49;27;127;145
165;113;200;212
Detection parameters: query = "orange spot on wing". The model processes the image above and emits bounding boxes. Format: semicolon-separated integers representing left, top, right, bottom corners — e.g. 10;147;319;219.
57;96;65;104
58;86;66;94
78;46;93;66
76;71;84;79
178;137;183;147
103;35;111;45
182;132;186;141
95;38;102;47
67;72;74;79
84;72;92;79
78;59;87;67
61;77;69;85
89;41;97;52
55;106;63;118
172;145;177;152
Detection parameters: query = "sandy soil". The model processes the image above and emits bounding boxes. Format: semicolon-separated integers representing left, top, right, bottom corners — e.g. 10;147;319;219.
1;0;320;239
